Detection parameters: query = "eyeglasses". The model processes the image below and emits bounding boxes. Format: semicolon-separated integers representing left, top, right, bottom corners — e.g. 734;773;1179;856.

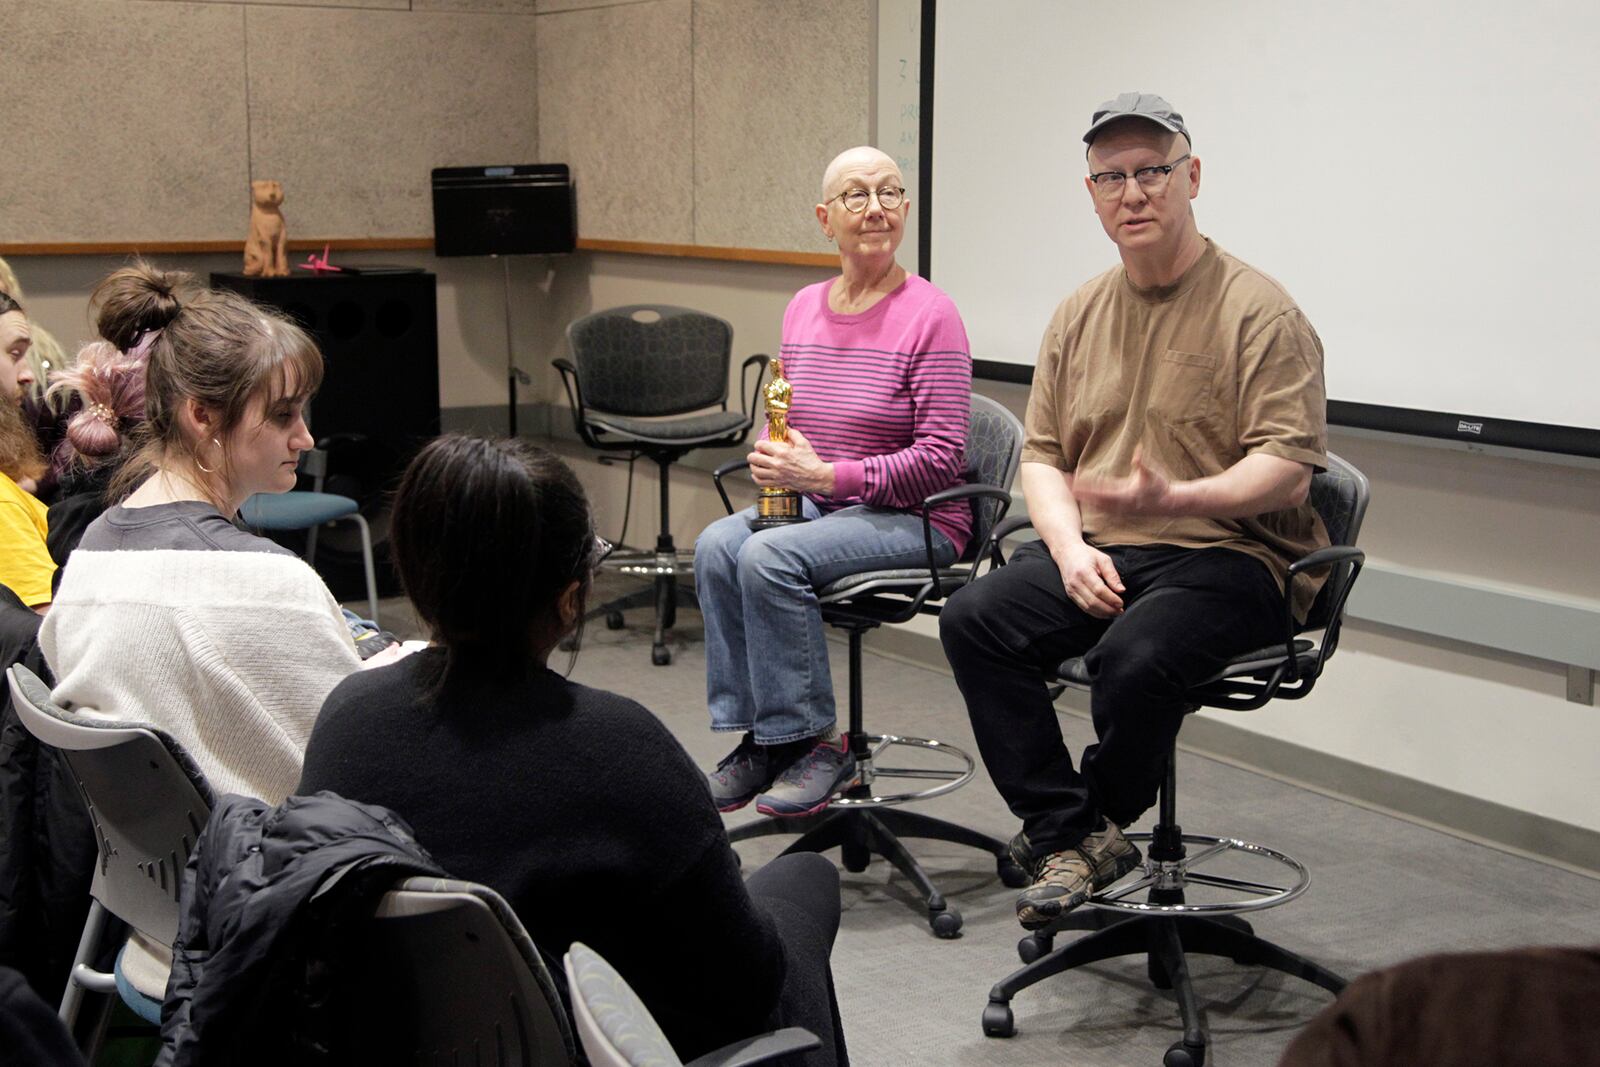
1087;154;1191;200
827;186;906;213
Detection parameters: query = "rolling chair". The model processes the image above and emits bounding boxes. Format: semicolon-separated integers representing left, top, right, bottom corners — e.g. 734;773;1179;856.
565;940;819;1067
711;394;1031;938
7;663;215;1058
555;305;767;665
239;444;380;624
334;876;576;1065
979;453;1370;1067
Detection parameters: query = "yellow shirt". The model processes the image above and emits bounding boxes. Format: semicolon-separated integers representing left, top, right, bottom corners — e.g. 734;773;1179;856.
0;472;54;607
1023;239;1329;620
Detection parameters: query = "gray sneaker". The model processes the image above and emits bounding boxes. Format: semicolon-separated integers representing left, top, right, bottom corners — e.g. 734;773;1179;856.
755;738;858;817
706;734;776;813
1015;820;1142;929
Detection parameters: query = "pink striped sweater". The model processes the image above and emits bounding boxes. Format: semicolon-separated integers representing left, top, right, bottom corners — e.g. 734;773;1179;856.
776;274;973;554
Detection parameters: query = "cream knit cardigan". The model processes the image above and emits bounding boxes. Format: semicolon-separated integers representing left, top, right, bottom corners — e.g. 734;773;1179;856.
41;548;363;803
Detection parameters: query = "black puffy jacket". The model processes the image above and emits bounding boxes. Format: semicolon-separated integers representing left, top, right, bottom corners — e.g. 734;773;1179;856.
156;791;446;1067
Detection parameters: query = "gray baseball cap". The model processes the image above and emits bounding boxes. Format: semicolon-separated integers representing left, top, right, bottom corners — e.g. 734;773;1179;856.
1083;92;1190;146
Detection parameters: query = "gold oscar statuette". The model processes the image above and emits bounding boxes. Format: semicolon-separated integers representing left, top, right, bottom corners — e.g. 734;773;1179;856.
751;358;806;528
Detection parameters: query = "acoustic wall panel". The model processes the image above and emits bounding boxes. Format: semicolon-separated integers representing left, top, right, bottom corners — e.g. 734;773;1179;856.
246;7;539;238
537;0;693;243
0;0;249;243
691;0;871;251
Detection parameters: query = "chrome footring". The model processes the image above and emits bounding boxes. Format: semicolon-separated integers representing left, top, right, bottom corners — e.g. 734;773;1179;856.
602;549;695;578
1085;832;1310;916
830;733;977;807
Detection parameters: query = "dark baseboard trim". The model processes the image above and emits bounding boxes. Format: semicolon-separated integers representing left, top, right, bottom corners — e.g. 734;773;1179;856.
865;626;1600;878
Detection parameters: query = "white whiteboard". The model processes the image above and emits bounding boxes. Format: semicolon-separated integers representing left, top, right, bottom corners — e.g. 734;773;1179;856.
930;0;1600;433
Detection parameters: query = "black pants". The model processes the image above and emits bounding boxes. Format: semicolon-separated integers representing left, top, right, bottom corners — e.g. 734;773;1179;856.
940;542;1281;856
746;852;849;1067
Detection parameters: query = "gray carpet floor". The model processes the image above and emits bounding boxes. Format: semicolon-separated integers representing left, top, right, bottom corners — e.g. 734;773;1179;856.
365;584;1600;1067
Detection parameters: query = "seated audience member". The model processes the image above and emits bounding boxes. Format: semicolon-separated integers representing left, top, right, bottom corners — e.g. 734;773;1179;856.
300;435;850;1066
1276;945;1600;1066
40;262;363;805
940;92;1329;929
0;256;76;502
696;145;972;817
1;292;54;611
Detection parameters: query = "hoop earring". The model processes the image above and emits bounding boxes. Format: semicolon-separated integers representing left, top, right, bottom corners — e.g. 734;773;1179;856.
195;436;221;475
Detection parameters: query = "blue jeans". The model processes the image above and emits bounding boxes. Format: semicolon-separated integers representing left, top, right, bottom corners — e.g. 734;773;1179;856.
695;501;956;744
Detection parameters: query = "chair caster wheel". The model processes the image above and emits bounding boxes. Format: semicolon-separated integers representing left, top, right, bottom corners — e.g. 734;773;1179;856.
840;842;871;873
651;644;671;666
558;635;579;652
1017;933;1051;964
997;856;1030;888
1164;1040;1205;1067
981;1001;1015;1038
930;907;962;939
605;611;625;630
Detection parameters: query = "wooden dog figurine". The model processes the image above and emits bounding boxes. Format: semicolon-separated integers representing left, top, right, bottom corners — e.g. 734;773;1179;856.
243;179;289;277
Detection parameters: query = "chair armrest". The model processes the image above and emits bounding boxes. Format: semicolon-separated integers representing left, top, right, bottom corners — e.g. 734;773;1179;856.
739;354;771;421
712;458;751;516
551;358;605;449
989;513;1036;545
682;1027;822;1067
919;483;1014;588
1277;545;1368;680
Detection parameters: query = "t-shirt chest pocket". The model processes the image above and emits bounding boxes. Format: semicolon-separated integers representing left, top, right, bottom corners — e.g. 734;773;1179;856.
1147;349;1217;425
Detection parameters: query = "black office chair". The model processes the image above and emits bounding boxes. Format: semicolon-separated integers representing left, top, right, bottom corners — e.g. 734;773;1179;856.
555;305;767;666
7;664;215;1059
979;453;1371;1067
712;394;1031;938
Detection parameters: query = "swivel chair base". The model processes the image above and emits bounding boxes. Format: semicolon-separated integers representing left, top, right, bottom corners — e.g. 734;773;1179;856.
579;547;697;666
980;753;1346;1065
729;779;1027;939
727;627;1029;938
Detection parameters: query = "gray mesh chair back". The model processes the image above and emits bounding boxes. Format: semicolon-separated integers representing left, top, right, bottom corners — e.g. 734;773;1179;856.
6;664;213;946
1302;452;1371;633
566;306;733;417
962;395;1025;561
336;877;575;1066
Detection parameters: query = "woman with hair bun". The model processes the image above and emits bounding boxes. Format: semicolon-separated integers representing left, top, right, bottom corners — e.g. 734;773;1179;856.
300;434;850;1066
41;261;365;807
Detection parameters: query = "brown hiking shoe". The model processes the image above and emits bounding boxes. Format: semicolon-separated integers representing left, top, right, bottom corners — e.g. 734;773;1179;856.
1015;821;1142;929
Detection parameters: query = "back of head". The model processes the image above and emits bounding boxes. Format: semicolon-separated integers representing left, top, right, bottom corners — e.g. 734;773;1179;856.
89;261;324;509
391;434;598;677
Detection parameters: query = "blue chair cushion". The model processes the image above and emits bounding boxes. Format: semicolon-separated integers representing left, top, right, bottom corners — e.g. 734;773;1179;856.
239;492;360;531
113;944;164;1025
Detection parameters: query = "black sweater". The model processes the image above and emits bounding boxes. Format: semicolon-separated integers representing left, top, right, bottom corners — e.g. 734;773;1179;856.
298;649;787;1060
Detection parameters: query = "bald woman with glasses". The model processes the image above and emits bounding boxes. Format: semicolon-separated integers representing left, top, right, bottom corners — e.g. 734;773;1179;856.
696;146;973;819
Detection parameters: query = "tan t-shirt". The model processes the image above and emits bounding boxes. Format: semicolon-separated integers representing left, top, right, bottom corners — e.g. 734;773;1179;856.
1022;238;1329;620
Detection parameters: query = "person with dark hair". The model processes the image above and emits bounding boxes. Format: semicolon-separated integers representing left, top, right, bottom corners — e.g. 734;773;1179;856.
0;291;54;611
300;434;850;1066
41;261;364;806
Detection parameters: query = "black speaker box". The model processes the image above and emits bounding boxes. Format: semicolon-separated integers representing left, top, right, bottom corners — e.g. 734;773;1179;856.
211;271;441;602
431;164;576;257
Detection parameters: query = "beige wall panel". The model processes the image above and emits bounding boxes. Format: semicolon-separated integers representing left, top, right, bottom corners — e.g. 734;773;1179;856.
537;0;692;243
416;0;535;12
0;0;248;243
537;0;656;12
246;8;538;238
192;0;405;9
692;0;870;251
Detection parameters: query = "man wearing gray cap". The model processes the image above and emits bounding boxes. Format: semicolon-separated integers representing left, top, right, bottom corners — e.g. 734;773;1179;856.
940;92;1329;928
